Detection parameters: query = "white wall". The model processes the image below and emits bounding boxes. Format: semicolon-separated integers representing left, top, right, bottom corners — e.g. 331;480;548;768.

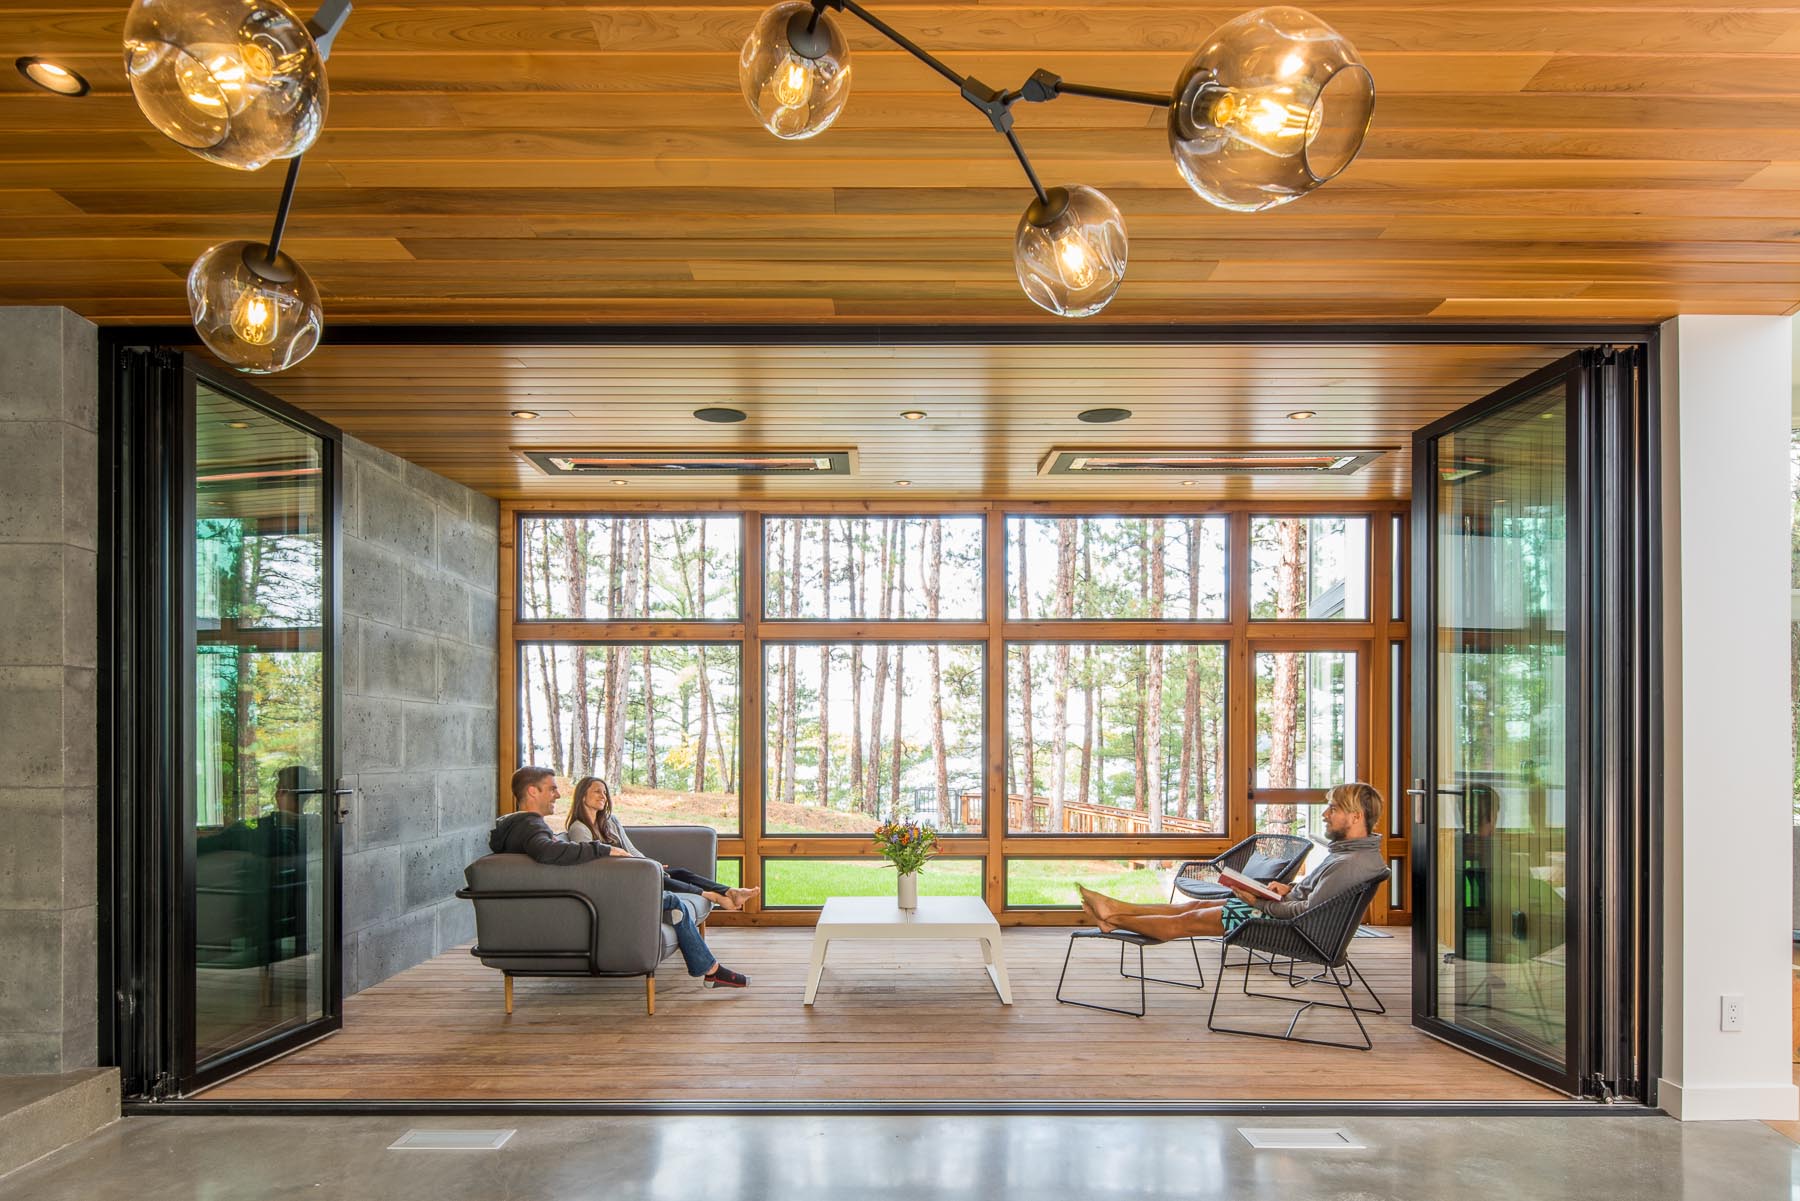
1658;315;1798;1120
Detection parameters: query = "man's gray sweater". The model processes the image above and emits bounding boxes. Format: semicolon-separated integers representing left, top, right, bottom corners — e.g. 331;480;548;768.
1254;834;1386;921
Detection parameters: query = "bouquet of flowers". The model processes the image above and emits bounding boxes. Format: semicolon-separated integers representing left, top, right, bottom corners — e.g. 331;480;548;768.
872;818;938;875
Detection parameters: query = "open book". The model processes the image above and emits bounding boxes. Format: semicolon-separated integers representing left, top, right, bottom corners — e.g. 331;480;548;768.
1217;866;1284;902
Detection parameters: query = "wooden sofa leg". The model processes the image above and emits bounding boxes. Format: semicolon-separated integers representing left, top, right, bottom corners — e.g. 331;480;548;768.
504;975;514;1015
646;975;655;1016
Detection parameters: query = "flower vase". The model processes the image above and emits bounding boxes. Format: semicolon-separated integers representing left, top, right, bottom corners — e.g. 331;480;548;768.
897;870;919;911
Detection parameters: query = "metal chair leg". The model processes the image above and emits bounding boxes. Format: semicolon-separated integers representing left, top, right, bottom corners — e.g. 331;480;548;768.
1056;934;1146;1018
1207;945;1374;1051
1117;937;1207;992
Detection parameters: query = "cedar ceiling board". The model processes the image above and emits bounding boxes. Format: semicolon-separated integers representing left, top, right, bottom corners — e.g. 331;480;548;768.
239;338;1573;501
2;3;1800;324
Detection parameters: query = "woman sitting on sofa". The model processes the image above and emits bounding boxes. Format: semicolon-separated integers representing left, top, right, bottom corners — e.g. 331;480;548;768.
565;776;759;912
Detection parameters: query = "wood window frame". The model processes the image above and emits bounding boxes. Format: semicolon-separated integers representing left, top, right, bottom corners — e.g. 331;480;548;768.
498;498;1409;927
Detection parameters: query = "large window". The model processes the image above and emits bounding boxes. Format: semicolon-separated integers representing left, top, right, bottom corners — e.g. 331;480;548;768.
518;642;741;835
1006;643;1225;833
1007;516;1227;620
764;516;983;621
503;505;1403;919
764;641;984;834
519;515;740;621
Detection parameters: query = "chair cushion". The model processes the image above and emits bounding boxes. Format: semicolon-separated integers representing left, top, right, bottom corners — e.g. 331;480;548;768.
1174;877;1232;900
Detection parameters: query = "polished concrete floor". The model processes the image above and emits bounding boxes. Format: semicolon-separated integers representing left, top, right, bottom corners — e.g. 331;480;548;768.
2;1114;1796;1200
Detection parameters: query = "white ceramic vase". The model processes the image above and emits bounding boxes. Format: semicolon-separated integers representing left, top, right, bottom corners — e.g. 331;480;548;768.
897;870;919;911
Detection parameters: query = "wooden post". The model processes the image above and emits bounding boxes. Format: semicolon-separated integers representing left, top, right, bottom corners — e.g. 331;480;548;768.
645;975;656;1016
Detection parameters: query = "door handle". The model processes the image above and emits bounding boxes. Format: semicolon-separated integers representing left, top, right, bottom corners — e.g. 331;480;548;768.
332;781;354;824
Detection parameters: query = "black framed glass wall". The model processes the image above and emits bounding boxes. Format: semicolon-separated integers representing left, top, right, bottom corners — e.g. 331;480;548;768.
502;502;1409;922
105;349;344;1097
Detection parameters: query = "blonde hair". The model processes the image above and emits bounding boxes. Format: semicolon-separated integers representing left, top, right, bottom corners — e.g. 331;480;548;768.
1325;782;1382;833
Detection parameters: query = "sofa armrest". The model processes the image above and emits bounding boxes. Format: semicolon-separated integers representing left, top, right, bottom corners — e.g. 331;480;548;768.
462;853;668;975
625;825;717;879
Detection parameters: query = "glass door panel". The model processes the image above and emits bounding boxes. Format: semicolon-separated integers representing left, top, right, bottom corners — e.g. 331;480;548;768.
191;381;331;1068
1430;380;1570;1069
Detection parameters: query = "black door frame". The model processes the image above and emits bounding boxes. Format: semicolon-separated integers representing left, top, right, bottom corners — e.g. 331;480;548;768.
1409;344;1656;1102
101;346;346;1098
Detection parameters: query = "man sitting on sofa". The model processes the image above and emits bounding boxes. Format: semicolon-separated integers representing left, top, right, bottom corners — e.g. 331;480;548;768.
489;767;748;989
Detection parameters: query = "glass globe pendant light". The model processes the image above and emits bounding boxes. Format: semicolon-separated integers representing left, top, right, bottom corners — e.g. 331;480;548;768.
740;1;852;140
188;159;323;373
123;0;349;170
1013;185;1127;318
1168;6;1374;212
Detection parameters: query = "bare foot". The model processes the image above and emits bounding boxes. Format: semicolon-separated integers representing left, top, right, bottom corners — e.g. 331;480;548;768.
1077;884;1116;923
726;886;760;911
703;891;735;911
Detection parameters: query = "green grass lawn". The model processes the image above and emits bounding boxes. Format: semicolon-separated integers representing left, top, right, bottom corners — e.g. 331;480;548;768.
737;857;1170;908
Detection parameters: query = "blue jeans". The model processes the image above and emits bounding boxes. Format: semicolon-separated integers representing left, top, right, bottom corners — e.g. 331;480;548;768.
662;893;717;977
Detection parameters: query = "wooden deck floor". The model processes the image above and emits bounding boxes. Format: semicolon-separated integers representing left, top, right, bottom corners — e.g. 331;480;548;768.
207;928;1563;1102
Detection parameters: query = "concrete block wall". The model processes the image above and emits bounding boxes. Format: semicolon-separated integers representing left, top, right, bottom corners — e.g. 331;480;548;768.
0;308;100;1073
340;436;499;995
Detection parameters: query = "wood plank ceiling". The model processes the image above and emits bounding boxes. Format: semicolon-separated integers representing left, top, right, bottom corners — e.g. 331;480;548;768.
252;338;1575;498
2;0;1800;324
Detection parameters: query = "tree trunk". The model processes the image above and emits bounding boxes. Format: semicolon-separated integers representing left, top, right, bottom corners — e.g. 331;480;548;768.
1133;525;1148;815
888;525;908;817
691;523;710;793
1077;530;1094;810
536;523;563;774
866;522;893;815
607;519;642;784
781;518;801;807
768;521;788;803
848;521;865;815
1049;517;1075;833
1146;519;1166;833
1179;519;1200;819
565;518;591;774
927;520;949;827
641;525;656;788
1267;520;1307;830
1015;522;1036;826
818;520;831;809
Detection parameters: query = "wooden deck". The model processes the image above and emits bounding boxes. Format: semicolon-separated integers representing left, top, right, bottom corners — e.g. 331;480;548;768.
207;928;1563;1102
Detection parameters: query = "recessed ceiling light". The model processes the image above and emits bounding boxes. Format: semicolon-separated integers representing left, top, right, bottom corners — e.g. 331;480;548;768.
694;407;747;424
1181;480;1196;487
1287;410;1317;421
223;420;250;429
15;57;89;97
1540;411;1557;420
899;410;927;421
1077;407;1132;424
511;410;540;420
610;478;629;486
894;479;913;487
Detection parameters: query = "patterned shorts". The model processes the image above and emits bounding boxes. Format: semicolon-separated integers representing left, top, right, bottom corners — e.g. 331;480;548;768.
1220;897;1259;934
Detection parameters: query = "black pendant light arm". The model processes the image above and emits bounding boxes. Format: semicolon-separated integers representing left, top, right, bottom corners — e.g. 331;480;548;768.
1022;69;1172;109
827;0;963;88
264;156;303;261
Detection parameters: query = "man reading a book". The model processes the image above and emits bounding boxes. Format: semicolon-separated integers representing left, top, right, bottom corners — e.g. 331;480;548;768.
1078;782;1388;941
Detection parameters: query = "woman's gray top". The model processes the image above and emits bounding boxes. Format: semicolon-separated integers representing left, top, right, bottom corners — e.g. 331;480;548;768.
565;816;643;859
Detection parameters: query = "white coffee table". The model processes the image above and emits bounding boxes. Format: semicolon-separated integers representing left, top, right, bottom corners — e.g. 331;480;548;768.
802;895;1013;1006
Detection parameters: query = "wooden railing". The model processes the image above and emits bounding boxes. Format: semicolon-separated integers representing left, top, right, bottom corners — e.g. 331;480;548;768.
958;792;1212;835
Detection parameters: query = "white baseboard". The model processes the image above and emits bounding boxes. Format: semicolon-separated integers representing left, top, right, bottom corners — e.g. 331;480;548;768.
1657;1078;1799;1121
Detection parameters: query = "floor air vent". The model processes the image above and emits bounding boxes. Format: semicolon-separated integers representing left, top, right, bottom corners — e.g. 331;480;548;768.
1237;1128;1365;1150
388;1130;517;1151
523;450;854;477
1040;448;1385;477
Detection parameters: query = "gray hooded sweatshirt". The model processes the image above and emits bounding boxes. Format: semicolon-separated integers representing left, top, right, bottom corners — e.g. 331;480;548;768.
1254;834;1386;921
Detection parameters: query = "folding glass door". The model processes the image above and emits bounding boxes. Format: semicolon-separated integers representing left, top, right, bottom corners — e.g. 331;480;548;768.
1410;348;1650;1100
108;350;343;1097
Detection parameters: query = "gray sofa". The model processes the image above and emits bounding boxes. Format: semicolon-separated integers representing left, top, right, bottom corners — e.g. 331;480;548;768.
458;825;718;1015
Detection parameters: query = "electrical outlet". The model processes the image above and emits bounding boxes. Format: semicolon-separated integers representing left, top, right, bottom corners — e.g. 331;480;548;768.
1721;994;1745;1032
